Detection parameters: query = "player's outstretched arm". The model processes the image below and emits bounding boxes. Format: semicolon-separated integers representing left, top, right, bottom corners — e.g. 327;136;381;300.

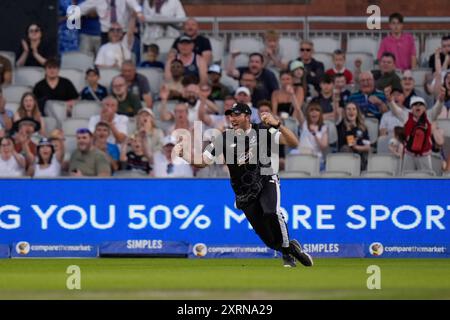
174;140;212;168
260;112;299;148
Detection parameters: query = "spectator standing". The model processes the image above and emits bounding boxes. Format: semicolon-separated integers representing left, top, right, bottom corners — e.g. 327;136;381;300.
69;128;112;176
16;23;50;67
262;30;287;71
58;0;80;53
379;87;408;137
171;18;212;64
142;0;186;41
78;0;102;57
377;12;417;71
373;52;402;91
294;40;325;94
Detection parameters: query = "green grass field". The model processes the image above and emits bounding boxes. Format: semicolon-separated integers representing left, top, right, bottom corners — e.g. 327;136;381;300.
0;258;449;299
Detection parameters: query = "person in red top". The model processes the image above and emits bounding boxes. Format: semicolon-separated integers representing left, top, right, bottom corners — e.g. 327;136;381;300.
325;49;353;84
377;12;417;71
387;86;446;172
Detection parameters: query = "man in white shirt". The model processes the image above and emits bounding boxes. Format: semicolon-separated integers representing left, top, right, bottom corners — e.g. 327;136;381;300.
379;87;409;137
89;96;128;144
80;0;144;44
153;135;193;177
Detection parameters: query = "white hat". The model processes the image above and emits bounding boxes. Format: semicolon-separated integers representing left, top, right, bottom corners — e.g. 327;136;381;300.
235;86;251;96
208;64;221;74
162;135;177;146
409;96;426;108
138;108;155;118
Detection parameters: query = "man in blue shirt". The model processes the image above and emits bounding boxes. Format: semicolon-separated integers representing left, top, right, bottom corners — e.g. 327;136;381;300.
78;0;102;57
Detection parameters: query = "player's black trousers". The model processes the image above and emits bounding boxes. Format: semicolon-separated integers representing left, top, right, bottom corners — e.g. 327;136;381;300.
241;175;291;253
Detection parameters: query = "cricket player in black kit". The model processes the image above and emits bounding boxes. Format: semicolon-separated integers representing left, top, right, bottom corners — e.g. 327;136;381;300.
176;103;313;267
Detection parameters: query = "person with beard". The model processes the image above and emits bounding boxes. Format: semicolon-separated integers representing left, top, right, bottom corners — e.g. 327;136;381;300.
111;75;142;116
69;128;111;177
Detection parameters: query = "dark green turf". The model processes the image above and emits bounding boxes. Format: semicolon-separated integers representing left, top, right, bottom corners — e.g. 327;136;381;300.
0;258;449;299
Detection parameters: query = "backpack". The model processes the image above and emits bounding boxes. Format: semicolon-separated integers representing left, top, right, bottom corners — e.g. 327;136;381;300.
406;118;429;155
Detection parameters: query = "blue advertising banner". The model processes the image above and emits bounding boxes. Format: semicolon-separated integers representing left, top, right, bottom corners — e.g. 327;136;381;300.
0;244;9;258
100;240;189;257
0;178;449;258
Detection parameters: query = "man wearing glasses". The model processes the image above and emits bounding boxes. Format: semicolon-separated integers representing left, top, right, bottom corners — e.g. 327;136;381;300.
294;40;325;94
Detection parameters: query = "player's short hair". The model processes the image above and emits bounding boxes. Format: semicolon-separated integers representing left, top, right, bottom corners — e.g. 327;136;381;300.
389;12;404;23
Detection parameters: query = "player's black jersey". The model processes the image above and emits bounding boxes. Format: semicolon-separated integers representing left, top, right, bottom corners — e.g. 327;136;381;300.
204;123;281;208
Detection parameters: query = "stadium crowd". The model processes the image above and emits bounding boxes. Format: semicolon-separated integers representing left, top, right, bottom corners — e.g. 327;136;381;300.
0;1;449;178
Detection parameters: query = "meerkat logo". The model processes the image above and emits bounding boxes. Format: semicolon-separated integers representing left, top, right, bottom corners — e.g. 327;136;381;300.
16;241;30;255
193;243;207;257
369;242;384;256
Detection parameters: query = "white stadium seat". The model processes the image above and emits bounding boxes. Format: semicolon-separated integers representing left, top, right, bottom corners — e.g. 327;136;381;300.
43;116;58;134
411;68;432;88
59;68;85;92
376;135;391;154
0;50;16;68
279;171;311;178
62;118;90;136
279;37;300;62
436;119;450;137
137;67;164;96
347;37;379;57
313;52;333;71
422;36;442;64
285;154;320;176
97;67;121;88
361;171;394;178
45;100;67;127
311;36;340;53
431;153;443;176
402;170;436;178
72;101;102;119
367;154;400;176
61;51;95;71
324;120;338;145
229;37;264;54
325;153;361;177
155;37;176;55
14;67;44;87
320;171;352;178
364;117;379;145
5;102;19;114
2;85;31;103
345;52;374;73
64;135;78;156
209;37;225;63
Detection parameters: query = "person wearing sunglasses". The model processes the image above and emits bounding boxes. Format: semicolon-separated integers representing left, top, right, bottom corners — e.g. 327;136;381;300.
293;40;325;95
401;70;429;110
16;23;50;67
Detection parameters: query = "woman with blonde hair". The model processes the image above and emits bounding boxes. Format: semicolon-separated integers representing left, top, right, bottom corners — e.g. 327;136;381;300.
14;92;46;136
136;108;164;155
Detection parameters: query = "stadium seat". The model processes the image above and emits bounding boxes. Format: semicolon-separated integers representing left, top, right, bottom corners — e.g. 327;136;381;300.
364;117;379;145
411;68;432;88
310;36;340;53
313;52;333;70
347;37;379;57
443;171;450;178
72;101;102;119
2;85;31;102
137;67;163;97
324;120;338;145
285;154;320;176
367;154;400;176
223;53;249;69
128;117;137;135
436;119;450;137
279;37;300;62
0;51;16;68
376;135;391;154
59;68;85;92
431;153;443;176
320;171;352;178
155;37;176;56
45;100;67;128
279;171;311;178
61;51;95;71
361;171;394;178
325;153;361;176
421;36;442;65
64;135;78;155
345;52;374;73
5;102;19;114
114;170;149;178
229;37;264;54
43;116;58;134
97;67;121;87
402;170;436;178
209;37;225;64
14;67;44;87
62;118;90;136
